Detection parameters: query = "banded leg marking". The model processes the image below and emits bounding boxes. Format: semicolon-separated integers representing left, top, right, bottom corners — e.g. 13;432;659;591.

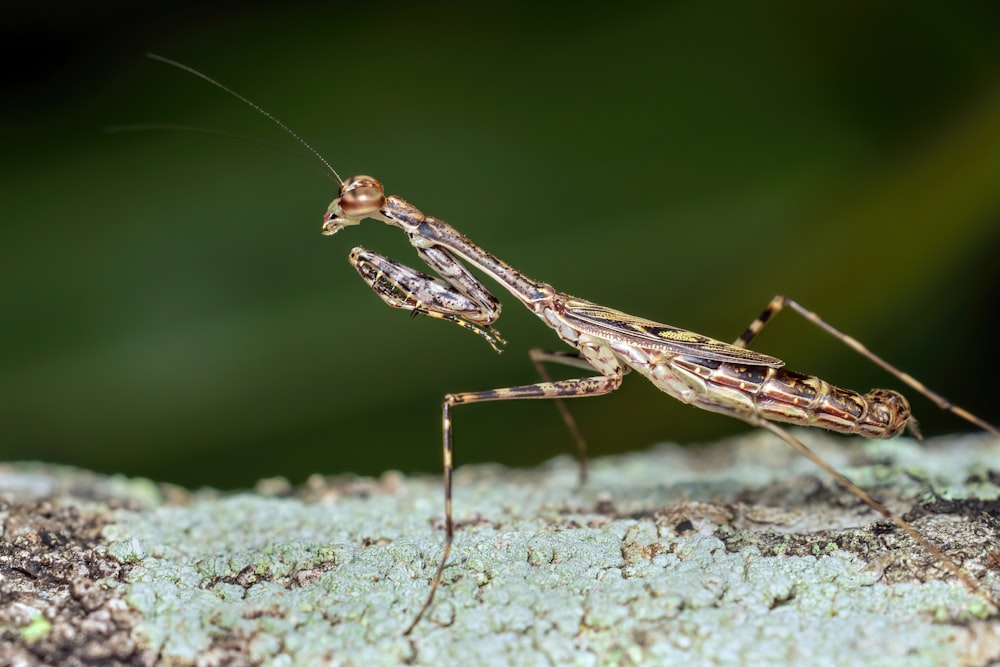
529;349;608;485
756;419;982;594
403;371;622;635
735;295;999;436
350;246;507;353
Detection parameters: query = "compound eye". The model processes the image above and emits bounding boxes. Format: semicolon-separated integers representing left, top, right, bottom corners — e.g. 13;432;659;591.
339;185;385;216
338;175;385;216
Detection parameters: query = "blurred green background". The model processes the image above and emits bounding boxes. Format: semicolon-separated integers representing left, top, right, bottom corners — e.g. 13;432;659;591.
3;2;999;489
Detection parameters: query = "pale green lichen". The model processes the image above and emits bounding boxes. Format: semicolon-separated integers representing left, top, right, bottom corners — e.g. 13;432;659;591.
92;431;1000;666
19;613;52;645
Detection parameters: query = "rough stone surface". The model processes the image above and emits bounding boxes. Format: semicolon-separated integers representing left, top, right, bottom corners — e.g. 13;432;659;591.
3;431;1000;666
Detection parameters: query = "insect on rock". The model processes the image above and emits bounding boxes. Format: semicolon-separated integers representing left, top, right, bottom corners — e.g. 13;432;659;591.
147;54;1000;635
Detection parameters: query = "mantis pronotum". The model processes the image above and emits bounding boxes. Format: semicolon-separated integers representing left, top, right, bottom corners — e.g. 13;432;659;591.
150;55;999;636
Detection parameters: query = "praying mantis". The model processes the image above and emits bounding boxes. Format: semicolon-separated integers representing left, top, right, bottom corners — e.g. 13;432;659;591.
148;55;999;636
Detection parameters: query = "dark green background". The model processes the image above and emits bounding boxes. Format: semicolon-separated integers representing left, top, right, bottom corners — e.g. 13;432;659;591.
3;3;999;489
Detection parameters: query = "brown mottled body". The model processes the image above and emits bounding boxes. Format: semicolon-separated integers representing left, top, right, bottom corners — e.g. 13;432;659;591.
321;176;995;634
146;55;999;637
546;296;913;439
669;357;911;439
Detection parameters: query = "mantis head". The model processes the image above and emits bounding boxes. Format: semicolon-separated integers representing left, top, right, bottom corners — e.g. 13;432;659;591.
321;175;387;235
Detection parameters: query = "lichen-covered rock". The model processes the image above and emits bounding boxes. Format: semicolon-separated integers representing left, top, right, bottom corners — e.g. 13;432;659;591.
2;432;1000;666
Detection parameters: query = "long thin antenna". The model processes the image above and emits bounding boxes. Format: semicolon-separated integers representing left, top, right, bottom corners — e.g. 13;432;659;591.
147;53;343;184
105;123;336;182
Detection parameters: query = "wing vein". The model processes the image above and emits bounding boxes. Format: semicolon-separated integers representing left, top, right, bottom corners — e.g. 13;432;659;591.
563;300;784;368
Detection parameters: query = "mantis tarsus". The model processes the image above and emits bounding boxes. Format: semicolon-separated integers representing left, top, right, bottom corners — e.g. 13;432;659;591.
149;54;1000;636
